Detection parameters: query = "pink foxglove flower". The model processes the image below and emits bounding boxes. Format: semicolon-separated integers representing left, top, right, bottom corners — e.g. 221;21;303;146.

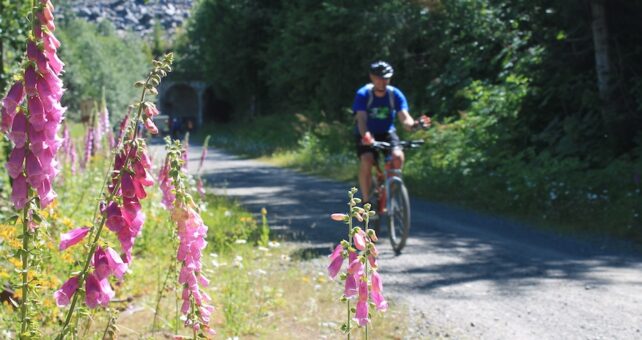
6;147;25;179
158;158;176;208
11;174;28;209
354;280;369;326
328;188;387;331
92;246;128;280
144;117;158;134
353;229;366;250
53;276;79;307
69;143;78;175
104;247;128;279
344;273;358;298
2;0;65;212
197;177;206;200
9;111;28;149
327;244;344;279
59;227;90;251
163;140;215;335
355;300;369;326
144;103;159;118
81;126;94;169
84;272;114;309
2;81;25;115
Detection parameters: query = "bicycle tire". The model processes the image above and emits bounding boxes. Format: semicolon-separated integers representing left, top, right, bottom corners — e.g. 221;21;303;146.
388;179;410;255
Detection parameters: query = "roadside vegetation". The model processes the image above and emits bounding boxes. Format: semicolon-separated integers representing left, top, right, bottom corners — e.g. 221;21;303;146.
181;1;642;243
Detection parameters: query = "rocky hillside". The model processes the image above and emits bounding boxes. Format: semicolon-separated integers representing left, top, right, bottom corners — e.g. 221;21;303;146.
64;0;194;36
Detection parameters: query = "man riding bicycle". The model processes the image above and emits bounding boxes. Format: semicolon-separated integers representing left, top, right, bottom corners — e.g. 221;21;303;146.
352;61;430;205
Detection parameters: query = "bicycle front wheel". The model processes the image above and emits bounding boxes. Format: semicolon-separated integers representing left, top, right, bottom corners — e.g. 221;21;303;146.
388;179;410;255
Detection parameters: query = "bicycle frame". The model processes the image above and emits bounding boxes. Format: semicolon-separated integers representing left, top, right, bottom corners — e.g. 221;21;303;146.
373;162;404;215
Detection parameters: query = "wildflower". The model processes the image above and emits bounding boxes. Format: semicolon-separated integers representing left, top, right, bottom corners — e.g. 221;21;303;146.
92;246;128;280
81;126;94;169
353;228;366;250
162;138;215;336
197;178;206;200
11;175;28;210
58;227;90;251
328;188;387;334
84;272;114;309
55;54;174;339
344;273;358;298
347;253;363;275
53;276;79;307
143;102;159;118
144;117;158;135
6;147;25;179
355;280;369;326
327;244;344;279
158;158;176;208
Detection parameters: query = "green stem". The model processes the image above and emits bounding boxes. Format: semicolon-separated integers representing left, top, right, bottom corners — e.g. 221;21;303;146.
364;206;371;340
19;206;30;337
56;210;108;339
175;279;179;335
191;297;197;340
19;0;38;336
152;256;176;333
100;308;113;340
57;83;151;340
346;191;355;340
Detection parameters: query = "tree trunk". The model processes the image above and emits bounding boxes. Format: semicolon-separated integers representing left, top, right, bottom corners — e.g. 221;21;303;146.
590;0;619;151
591;0;611;102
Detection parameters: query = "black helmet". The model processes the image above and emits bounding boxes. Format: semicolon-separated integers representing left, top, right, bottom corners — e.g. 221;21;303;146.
369;61;394;79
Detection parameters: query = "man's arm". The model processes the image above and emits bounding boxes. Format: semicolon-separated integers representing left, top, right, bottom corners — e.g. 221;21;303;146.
397;110;416;131
356;110;369;137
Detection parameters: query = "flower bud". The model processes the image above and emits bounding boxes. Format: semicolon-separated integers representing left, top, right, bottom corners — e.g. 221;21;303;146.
367;229;378;241
331;213;348;222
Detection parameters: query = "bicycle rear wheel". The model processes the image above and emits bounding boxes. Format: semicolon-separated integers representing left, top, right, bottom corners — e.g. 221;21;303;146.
388;179;410;255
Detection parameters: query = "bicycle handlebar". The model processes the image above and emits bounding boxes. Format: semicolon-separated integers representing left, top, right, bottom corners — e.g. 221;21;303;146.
371;139;425;150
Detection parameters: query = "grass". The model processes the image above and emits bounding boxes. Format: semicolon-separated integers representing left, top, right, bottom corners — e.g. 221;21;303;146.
197;114;642;246
0;132;411;339
116;242;408;339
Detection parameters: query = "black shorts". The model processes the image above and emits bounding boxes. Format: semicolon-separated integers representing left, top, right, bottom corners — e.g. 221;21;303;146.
355;131;400;161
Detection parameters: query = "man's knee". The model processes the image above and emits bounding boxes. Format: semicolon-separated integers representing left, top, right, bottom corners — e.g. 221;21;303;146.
391;149;404;167
360;153;375;167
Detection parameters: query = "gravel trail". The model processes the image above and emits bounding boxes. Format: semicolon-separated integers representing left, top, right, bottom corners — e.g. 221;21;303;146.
187;145;642;340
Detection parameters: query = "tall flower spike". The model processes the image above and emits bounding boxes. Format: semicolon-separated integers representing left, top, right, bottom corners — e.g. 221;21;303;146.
3;0;66;336
328;188;386;336
55;54;174;338
162;137;216;337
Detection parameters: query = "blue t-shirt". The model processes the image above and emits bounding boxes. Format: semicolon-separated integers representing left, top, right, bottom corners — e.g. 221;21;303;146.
352;84;409;135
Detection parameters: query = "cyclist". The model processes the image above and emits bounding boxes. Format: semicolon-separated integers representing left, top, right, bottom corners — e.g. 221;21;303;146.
352;60;430;206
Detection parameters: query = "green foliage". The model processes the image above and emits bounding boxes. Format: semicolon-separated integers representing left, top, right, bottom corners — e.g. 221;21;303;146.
182;0;642;240
57;19;148;121
0;0;30;90
200;194;262;252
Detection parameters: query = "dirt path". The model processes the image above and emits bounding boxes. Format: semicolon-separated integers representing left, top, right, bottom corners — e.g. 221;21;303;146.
188;145;642;339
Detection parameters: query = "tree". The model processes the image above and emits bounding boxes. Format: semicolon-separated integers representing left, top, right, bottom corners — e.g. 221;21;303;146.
0;0;30;92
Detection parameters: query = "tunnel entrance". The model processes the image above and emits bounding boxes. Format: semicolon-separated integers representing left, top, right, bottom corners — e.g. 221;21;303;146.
160;83;199;132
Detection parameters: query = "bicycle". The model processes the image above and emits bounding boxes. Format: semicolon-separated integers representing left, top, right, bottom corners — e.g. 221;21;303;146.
368;139;425;255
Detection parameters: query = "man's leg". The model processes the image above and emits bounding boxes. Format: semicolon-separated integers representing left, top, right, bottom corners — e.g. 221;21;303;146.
359;152;375;201
391;148;405;169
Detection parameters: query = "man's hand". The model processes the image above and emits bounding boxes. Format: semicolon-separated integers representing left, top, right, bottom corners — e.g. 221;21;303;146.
362;131;375;145
414;114;431;130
